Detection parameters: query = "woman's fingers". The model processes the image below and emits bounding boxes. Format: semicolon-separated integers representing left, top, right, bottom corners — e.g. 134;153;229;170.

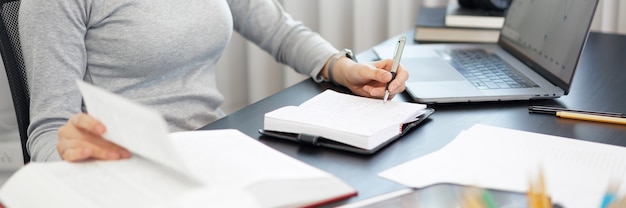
58;113;130;162
70;113;106;135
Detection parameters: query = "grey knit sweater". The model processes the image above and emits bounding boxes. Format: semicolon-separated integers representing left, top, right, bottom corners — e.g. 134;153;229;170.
19;0;337;161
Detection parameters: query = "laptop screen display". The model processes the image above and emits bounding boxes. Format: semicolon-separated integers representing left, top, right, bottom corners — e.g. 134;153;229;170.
500;0;599;88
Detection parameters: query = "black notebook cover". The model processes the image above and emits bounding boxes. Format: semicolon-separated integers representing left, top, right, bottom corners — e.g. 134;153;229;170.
259;108;434;154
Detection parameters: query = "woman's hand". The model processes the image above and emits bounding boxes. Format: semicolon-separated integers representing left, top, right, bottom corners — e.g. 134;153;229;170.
326;57;408;100
57;113;131;162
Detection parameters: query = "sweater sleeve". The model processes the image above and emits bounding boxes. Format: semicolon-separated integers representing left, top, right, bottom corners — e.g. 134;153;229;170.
226;0;338;82
19;0;90;161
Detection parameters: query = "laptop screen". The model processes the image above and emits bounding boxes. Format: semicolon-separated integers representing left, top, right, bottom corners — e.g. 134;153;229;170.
499;0;599;92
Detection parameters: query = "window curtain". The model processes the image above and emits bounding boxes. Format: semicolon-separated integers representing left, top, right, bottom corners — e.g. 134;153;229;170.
216;0;625;114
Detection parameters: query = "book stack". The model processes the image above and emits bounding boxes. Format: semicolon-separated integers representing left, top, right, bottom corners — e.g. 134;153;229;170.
414;0;505;43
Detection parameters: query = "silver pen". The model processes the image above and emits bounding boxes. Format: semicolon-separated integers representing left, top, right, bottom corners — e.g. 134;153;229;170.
383;36;406;103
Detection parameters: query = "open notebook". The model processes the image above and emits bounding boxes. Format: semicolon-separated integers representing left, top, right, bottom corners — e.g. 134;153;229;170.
260;90;433;154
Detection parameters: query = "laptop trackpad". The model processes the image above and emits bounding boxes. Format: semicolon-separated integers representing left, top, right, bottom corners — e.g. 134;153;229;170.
402;58;465;82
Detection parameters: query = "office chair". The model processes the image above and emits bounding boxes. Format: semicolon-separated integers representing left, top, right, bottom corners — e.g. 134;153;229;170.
0;0;30;163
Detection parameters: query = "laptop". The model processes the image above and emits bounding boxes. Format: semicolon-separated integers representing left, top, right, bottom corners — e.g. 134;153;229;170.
373;0;599;104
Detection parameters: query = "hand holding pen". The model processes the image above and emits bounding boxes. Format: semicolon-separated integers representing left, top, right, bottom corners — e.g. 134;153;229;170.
320;36;408;100
384;36;406;103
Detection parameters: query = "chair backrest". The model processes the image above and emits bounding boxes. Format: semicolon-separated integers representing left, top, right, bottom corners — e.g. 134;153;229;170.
0;0;29;163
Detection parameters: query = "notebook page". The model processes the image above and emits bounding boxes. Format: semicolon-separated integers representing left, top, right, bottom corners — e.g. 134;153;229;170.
0;157;199;208
298;90;426;129
170;130;335;186
169;129;355;208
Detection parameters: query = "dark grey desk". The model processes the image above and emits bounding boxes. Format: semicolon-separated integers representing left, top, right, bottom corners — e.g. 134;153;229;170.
200;32;626;206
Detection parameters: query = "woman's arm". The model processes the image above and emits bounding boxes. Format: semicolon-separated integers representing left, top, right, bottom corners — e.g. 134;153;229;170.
227;0;407;99
19;0;129;161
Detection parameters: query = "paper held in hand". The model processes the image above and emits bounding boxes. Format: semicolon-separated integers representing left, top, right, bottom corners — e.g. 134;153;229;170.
263;90;432;152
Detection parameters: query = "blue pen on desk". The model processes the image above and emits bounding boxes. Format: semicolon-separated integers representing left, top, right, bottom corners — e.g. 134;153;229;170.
383;36;406;104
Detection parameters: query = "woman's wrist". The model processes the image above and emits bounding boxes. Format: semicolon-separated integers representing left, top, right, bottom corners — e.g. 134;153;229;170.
327;53;343;85
325;49;358;86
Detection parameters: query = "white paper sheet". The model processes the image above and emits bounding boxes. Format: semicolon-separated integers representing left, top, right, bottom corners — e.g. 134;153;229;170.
379;124;626;208
76;80;191;177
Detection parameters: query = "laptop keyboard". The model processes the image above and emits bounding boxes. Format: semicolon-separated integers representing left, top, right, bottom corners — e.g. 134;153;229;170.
448;49;539;90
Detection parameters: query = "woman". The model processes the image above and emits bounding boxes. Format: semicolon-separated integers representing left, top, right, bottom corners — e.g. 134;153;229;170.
19;0;408;162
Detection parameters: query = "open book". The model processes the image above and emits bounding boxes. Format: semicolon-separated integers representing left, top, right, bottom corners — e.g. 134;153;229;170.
0;81;356;208
261;90;433;154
